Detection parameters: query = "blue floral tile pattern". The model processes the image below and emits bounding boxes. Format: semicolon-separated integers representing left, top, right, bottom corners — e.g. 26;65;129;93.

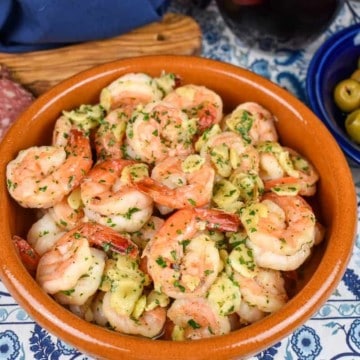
349;319;360;351
290;326;322;360
1;0;360;359
0;330;21;360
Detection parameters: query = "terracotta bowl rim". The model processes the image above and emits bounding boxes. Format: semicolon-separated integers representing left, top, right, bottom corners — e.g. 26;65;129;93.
0;55;357;360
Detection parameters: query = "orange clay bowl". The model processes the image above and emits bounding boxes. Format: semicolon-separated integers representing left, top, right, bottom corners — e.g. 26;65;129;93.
0;55;357;360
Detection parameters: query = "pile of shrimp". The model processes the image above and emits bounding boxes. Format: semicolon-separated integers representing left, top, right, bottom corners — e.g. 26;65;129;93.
6;72;325;341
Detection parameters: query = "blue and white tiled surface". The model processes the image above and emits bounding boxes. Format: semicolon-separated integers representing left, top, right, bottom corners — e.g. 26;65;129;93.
1;1;360;359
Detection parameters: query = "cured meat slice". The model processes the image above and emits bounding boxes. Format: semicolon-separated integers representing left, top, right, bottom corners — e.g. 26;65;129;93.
0;64;34;139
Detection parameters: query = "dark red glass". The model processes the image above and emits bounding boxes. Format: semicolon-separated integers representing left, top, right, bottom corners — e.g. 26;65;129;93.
215;0;344;47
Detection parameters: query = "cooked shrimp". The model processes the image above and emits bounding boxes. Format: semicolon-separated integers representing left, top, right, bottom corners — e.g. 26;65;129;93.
126;101;196;164
236;300;266;325
163;84;223;132
52;105;103;147
131;216;165;250
225;102;278;145
135;155;215;213
233;268;288;313
257;142;319;196
144;208;240;299
27;213;66;256
100;72;177;112
94;107;130;160
200;131;259;177
167;297;231;340
54;248;106;306
283;147;319;196
91;292;108;327
47;191;85;231
249;241;315;272
52;115;73;147
68;296;95;323
241;193;317;271
6;129;92;208
36;222;138;294
80;159;153;232
102;291;167;338
257;142;287;181
27;189;83;256
36;230;92;294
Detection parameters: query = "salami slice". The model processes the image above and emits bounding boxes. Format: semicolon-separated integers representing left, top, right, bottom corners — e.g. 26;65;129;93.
0;64;34;139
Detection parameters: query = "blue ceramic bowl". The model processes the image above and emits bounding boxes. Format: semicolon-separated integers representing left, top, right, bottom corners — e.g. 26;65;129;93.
306;23;360;165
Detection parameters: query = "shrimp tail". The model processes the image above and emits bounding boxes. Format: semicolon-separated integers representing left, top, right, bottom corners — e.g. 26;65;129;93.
80;223;139;258
134;178;176;203
263;176;299;191
13;235;40;275
134;176;212;209
66;129;92;162
62;129;93;187
197;100;219;132
91;229;139;258
194;208;241;232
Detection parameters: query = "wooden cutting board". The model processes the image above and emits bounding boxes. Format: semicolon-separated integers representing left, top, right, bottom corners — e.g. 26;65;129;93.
0;13;202;96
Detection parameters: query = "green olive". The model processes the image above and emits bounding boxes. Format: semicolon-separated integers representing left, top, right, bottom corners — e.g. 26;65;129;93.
334;78;360;112
351;69;360;82
345;109;360;143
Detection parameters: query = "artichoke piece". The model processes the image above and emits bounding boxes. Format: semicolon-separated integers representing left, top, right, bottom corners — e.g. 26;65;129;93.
207;272;241;316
